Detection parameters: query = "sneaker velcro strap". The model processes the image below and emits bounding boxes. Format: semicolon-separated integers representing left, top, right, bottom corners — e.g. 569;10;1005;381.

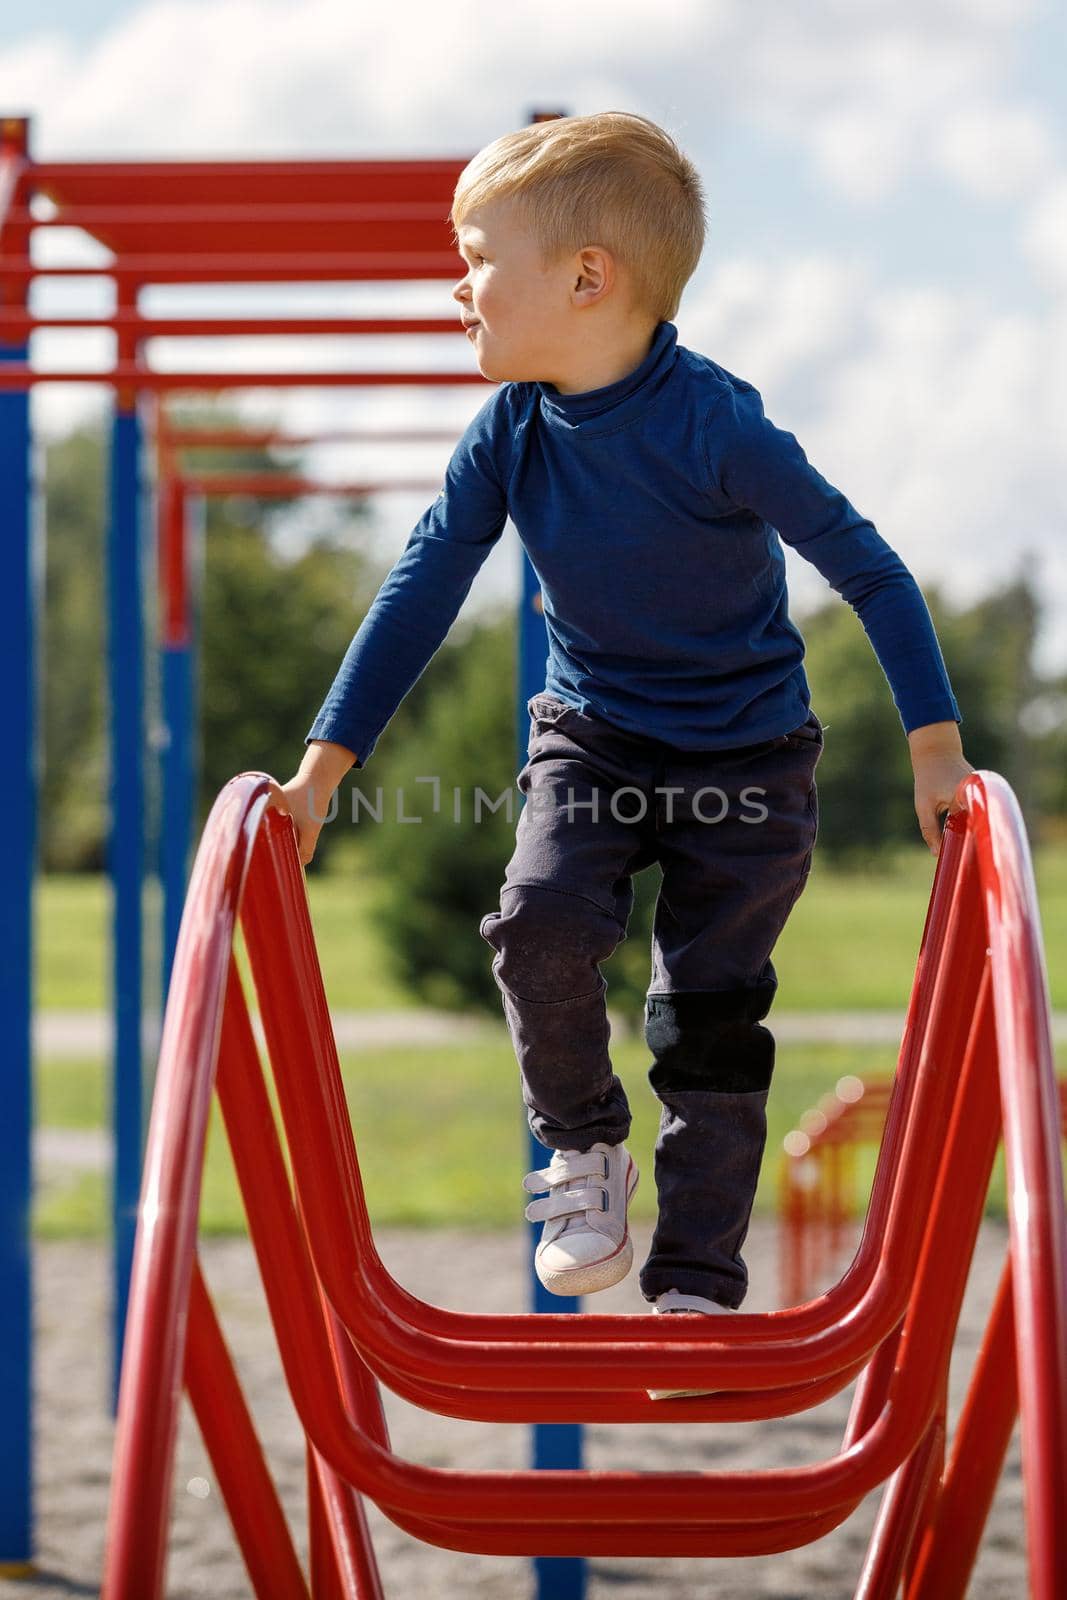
524;1187;610;1223
521;1152;609;1194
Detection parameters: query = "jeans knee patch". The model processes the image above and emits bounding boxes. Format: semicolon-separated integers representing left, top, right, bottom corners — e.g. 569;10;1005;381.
645;988;776;1095
481;885;623;1004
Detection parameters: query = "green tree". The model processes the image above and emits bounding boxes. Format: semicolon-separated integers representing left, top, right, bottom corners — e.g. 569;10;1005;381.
40;426;108;870
1028;672;1067;838
940;557;1043;840
796;567;1047;862
349;615;521;1012
197;518;376;850
36;412;384;869
353;614;664;1021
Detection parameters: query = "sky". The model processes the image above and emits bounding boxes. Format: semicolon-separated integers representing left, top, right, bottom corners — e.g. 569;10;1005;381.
2;0;1066;685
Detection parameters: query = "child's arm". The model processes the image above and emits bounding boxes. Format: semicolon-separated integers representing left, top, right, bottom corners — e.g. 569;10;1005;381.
270;388;512;864
705;384;975;854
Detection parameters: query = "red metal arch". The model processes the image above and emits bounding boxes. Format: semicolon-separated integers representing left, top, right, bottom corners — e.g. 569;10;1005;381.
101;768;1067;1597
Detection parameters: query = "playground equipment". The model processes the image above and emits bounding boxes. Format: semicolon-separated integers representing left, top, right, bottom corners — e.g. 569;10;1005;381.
779;1074;1067;1308
101;765;1066;1597
0;108;586;1593
778;1075;889;1309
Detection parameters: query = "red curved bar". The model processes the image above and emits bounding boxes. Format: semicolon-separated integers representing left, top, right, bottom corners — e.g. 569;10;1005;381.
233;815;991;1388
971;780;1067;1594
102;780;272;1596
102;768;1067;1598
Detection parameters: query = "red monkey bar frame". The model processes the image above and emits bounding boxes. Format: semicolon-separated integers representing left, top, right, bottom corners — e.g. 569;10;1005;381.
1;112;584;1589
102;767;1067;1597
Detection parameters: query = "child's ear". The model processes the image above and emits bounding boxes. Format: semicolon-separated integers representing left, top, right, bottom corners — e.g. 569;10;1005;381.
573;246;612;303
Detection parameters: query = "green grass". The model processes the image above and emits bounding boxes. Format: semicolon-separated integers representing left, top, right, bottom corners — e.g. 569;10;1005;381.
30;841;1067;1237
35;864;414;1012
35;843;1067;1013
36;1056;107;1128
33;1038;1067;1238
777;843;1067;1010
304;869;416;1011
36;875;110;1010
35;1170;108;1240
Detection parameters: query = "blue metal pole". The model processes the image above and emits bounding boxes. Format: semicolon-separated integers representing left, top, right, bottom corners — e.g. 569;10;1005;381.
107;398;145;1405
518;548;586;1600
161;641;193;994
160;481;196;996
0;111;35;1571
0;305;35;1576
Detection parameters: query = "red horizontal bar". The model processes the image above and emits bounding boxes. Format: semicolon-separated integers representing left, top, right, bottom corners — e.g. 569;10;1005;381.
0;368;489;390
1;252;463;282
34;157;469;182
182;476;440;498
0;314;464;337
18;203;453;225
159;428;461;447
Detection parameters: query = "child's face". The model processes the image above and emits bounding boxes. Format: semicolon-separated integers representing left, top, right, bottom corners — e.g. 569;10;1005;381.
452;198;575;385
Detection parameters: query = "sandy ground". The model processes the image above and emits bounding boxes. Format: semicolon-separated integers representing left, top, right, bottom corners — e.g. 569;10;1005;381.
2;1217;1029;1600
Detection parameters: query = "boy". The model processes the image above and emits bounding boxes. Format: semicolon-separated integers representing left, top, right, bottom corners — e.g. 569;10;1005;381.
272;113;974;1391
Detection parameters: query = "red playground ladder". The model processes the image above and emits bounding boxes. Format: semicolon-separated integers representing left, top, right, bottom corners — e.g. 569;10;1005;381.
102;768;1067;1598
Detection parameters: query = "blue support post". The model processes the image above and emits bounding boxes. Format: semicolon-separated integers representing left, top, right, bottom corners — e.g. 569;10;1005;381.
0;304;34;1577
160;484;198;996
0;111;35;1571
518;548;586;1600
107;399;146;1404
161;642;193;993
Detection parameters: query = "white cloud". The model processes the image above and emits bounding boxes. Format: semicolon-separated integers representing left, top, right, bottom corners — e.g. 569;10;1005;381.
681;253;1067;671
680;254;868;395
0;32;69;113
2;0;729;157
6;0;1064;668
0;0;1048;210
1019;177;1067;292
739;7;1040;203
933;103;1057;200
806;107;911;205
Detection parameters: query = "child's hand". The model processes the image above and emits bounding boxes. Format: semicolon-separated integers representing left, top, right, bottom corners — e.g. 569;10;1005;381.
907;721;976;856
266;740;357;867
266;775;334;866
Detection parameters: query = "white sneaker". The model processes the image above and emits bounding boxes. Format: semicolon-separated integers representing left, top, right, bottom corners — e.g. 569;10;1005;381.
523;1142;639;1296
646;1289;736;1400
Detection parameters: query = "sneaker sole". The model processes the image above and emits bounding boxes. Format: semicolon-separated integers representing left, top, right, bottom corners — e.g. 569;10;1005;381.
647;1300;728;1397
647;1385;718;1400
535;1160;639;1297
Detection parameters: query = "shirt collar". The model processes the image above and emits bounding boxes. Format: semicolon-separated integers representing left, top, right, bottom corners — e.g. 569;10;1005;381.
536;320;679;431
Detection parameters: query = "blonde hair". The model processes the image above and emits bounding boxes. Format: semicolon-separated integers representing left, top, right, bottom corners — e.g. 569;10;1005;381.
450;111;706;323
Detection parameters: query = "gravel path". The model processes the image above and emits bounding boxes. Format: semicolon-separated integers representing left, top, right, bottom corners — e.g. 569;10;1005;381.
8;1219;1027;1600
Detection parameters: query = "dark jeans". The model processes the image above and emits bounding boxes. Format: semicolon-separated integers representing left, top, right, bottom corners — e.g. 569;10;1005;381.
479;693;823;1307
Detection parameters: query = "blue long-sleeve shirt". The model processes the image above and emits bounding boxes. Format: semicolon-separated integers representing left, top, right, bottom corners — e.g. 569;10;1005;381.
306;318;961;764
